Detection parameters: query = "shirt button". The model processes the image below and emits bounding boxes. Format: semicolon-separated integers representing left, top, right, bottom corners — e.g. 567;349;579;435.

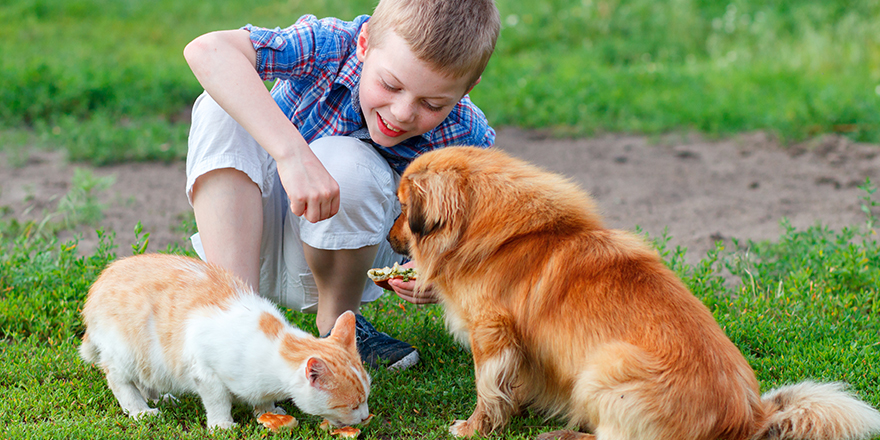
274;36;283;46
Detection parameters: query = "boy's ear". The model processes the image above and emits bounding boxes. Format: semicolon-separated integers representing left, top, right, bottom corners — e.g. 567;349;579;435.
467;76;482;95
356;22;369;62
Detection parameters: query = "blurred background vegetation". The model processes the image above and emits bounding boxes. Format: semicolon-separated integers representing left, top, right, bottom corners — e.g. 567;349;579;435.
2;2;880;437
1;0;879;165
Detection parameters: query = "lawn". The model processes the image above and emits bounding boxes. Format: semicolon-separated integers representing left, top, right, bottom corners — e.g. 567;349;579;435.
2;186;879;438
2;0;879;163
2;0;880;438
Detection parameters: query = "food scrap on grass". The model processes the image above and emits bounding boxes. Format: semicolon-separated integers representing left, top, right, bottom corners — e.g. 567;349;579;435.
257;412;298;431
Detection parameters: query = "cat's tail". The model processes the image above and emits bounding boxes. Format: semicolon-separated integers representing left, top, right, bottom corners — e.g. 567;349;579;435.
752;381;880;440
79;332;99;364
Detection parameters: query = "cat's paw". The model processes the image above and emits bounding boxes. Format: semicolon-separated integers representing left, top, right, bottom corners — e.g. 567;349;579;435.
130;408;160;419
207;420;237;430
253;403;286;417
450;420;478;437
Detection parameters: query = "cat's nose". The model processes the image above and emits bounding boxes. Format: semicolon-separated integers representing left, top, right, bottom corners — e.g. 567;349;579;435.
354;406;370;424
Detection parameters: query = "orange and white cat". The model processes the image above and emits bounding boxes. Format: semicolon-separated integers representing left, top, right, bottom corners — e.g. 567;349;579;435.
80;254;371;430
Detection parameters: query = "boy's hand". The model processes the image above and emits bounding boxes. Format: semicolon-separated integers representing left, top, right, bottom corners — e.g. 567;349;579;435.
389;261;439;304
276;154;340;223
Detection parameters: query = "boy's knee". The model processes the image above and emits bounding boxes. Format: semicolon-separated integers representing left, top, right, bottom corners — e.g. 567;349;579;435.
298;136;399;246
310;136;394;202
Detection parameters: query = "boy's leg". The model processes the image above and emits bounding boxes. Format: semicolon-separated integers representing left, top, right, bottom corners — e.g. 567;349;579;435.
304;243;378;335
298;136;417;370
191;168;263;290
186;91;277;293
295;136;402;316
187;95;415;369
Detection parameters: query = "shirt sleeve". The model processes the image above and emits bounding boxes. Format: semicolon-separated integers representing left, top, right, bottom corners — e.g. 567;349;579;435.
472;118;496;148
430;95;495;148
243;16;320;81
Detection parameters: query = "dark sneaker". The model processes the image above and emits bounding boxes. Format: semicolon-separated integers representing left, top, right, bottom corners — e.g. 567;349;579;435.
354;314;419;370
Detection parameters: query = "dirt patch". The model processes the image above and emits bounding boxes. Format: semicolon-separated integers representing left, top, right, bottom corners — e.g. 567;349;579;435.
0;150;192;255
500;129;880;262
2;129;878;263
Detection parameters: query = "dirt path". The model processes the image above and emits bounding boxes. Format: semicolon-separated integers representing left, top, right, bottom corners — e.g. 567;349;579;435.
2;129;878;263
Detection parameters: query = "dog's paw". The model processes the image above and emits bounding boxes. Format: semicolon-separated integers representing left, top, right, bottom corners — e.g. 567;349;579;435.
536;429;596;440
449;420;478;437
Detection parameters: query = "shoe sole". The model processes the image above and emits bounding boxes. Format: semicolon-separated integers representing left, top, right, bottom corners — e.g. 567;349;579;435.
387;350;419;371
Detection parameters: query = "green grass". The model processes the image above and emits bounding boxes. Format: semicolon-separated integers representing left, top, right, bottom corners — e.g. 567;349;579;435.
0;0;372;164
2;0;880;165
2;181;880;438
2;0;880;437
482;0;880;142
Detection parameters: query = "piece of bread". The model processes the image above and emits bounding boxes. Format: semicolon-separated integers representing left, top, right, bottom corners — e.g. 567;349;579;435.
319;414;373;436
319;419;332;431
367;263;417;290
257;412;298;431
330;426;361;438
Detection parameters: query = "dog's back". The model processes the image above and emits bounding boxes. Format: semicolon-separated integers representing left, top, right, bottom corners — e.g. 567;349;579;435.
507;227;764;439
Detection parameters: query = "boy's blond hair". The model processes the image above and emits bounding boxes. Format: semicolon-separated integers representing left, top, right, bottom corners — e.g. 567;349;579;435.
368;0;500;86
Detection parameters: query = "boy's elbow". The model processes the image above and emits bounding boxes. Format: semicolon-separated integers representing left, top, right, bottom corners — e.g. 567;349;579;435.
183;36;210;67
184;32;229;68
183;30;254;71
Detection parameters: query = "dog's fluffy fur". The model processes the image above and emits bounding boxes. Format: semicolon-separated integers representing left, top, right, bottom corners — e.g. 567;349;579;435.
388;146;880;440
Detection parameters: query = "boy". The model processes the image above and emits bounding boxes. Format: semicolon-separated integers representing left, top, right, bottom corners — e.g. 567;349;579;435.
183;0;500;370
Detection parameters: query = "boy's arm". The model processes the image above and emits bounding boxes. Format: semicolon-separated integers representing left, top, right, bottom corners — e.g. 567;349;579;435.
183;29;339;222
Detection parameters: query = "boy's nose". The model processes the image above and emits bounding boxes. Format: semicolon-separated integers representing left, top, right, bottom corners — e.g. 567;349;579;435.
390;100;416;124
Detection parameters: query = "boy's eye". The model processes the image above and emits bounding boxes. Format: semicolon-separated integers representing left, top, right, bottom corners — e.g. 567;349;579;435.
380;81;398;92
422;101;443;112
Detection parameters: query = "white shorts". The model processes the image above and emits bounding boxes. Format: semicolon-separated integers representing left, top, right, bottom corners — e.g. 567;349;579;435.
186;92;404;313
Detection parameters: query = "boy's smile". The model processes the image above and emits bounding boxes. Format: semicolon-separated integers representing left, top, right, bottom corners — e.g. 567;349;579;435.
356;23;478;147
376;112;404;138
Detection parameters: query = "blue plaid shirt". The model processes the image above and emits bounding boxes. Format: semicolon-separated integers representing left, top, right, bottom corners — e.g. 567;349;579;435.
245;15;495;174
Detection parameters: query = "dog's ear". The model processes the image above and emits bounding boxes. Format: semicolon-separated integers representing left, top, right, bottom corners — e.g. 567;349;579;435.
405;171;463;238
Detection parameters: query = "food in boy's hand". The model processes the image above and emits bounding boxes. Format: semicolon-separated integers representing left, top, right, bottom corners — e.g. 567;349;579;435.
257;412;298;431
367;263;417;290
330;426;361;438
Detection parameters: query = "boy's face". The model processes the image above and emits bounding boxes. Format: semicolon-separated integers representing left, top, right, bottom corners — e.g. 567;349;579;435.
356;24;478;147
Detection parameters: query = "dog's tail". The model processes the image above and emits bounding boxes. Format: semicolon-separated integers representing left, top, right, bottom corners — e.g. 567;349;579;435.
752;381;880;440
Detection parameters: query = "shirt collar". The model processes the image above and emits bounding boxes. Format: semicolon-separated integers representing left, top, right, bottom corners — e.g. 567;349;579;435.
336;51;364;126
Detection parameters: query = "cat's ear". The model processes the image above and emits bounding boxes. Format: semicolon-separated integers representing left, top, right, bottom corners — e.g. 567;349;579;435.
329;311;357;350
306;357;328;388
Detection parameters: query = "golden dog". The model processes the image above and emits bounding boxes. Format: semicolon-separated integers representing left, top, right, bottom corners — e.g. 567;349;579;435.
389;147;880;440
